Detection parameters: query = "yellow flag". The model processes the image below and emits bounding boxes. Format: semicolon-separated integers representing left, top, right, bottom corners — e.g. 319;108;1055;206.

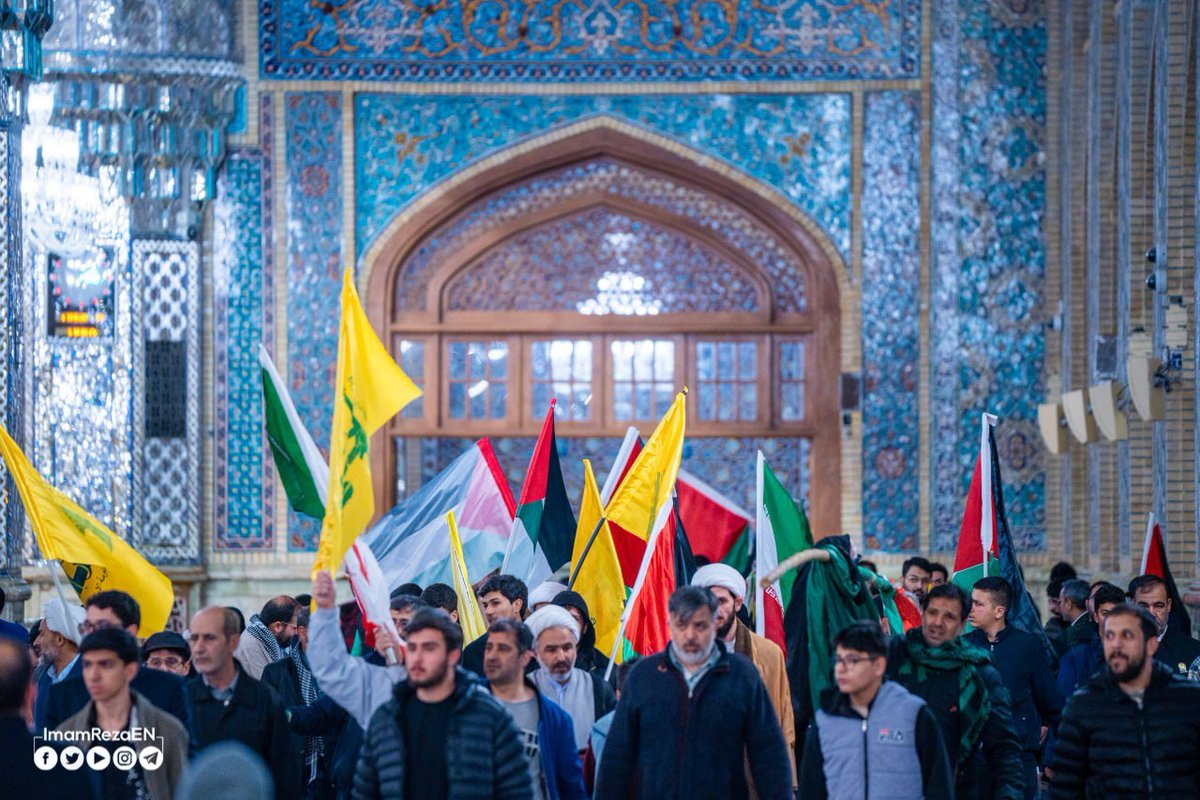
315;269;422;575
0;423;173;632
605;390;687;541
447;510;487;643
569;459;626;662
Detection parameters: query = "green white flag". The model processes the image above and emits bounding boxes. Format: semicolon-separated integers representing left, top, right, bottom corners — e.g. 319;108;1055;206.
259;345;329;520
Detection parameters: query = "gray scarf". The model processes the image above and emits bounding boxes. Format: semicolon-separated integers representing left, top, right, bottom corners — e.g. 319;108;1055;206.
246;614;283;662
289;646;324;781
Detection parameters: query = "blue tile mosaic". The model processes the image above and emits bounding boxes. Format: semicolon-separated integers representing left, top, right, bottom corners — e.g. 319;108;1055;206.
861;90;921;553
260;0;921;83
286;91;344;552
931;0;1047;551
354;93;851;262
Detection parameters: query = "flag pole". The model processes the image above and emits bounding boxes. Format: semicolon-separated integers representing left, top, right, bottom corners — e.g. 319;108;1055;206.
46;560;75;612
1140;512;1156;575
604;471;663;681
567;516;607;591
980;412;998;578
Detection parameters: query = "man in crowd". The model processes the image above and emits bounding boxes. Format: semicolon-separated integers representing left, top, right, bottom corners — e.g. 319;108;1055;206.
887;582;1024;800
389;595;425;639
691;563;795;786
528;582;568;612
189;605;299;798
143;630;192;678
0;636;91;794
902;557;934;604
56;628;189;799
263;605;331;798
235;595;299;680
461;574;527;675
1057;583;1126;697
526;604;615;753
420;583;459;623
1045;578;1069;654
1129;573;1200;676
31;597;84;729
551;590;610;677
1059;579;1094;651
800;621;953;799
929;563;950;588
595;586;791;799
483;618;587;800
42;590;191;734
310;570;405;731
353;608;531;799
966;576;1062;798
1050;603;1200;798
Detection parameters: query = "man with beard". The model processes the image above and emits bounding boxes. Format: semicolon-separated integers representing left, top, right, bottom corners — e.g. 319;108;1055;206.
1129;574;1200;677
526;605;615;753
550;591;610;678
690;563;795;790
887;583;1024;800
1049;603;1200;798
595;586;791;800
483;619;587;800
235;595;300;680
353;609;531;799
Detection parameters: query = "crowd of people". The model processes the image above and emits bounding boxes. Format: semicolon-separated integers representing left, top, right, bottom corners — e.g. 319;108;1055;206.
2;554;1200;799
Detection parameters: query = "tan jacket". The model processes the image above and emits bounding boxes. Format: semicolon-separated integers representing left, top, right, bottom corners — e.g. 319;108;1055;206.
734;619;797;788
56;689;188;800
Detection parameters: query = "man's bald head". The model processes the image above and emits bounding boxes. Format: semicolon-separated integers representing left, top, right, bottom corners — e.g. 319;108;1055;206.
193;606;240;639
0;637;32;715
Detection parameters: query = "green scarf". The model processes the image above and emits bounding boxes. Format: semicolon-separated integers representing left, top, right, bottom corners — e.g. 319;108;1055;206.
898;629;992;762
804;544;881;711
865;569;904;636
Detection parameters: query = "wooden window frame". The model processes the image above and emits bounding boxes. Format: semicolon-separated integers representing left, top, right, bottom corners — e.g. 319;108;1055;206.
440;335;521;434
524;335;603;432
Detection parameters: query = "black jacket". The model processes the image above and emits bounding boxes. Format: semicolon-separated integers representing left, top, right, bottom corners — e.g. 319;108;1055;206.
1050;660;1200;799
290;695;358;800
0;715;92;796
189;664;301;800
965;626;1063;752
799;684;955;800
352;667;532;800
1153;625;1200;677
594;643;792;800
44;664;192;741
887;634;1025;800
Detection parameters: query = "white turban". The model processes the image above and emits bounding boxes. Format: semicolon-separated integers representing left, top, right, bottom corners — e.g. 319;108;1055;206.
525;604;579;643
691;563;747;600
43;598;86;646
527;581;568;609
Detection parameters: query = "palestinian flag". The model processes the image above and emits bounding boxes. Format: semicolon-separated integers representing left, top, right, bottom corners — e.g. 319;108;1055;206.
260;345;329;520
501;400;577;585
952;413;1054;659
755;451;814;650
1140;513;1192;634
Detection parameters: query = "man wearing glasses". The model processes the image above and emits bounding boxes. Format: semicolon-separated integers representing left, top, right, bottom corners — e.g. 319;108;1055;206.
143;631;192;678
801;620;953;799
234;596;300;680
40;590;193;739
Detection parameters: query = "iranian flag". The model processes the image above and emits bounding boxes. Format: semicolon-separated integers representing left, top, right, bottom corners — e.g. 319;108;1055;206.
500;400;577;586
951;413;1001;589
754;451;814;650
260;345;329;519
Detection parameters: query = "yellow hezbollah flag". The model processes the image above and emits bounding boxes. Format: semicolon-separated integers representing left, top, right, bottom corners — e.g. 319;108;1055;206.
605;390;686;542
448;510;487;643
0;423;173;632
569;459;626;661
315;269;422;575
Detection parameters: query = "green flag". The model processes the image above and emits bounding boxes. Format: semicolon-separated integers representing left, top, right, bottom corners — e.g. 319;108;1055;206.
259;345;329;520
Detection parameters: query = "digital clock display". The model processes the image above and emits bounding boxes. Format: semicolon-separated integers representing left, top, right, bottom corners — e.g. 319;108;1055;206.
48;249;116;338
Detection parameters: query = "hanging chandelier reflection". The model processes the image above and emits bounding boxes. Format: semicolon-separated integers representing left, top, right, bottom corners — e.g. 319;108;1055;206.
0;0;53;108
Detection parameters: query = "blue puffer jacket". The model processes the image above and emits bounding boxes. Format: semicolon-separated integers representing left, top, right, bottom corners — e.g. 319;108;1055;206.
482;678;588;800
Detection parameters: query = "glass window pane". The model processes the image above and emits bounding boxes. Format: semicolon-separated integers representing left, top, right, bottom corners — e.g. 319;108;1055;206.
572;387;591;420
573;341;592;381
449;342;467;380
633;341;653;381
613;383;633;420
697;342;715;380
469;344;486;379
531;341;549;379
394;437;408;499
490;383;507;418
780;383;804;421
635;385;652;419
612;342;632;380
717;384;735;421
449;382;466;419
470;382;487;418
738;342;756;380
533;383;551;417
655;383;673;416
717;342;734;379
398;339;425;420
739;384;757;420
488;342;507;379
698;383;716;421
654;341;674;380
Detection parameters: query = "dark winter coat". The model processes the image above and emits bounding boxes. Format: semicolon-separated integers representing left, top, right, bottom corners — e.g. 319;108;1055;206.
290;695;358;800
1049;660;1200;799
1153;625;1200;677
188;664;301;800
1057;636;1104;699
887;634;1025;800
965;625;1063;752
352;667;532;800
594;643;792;800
